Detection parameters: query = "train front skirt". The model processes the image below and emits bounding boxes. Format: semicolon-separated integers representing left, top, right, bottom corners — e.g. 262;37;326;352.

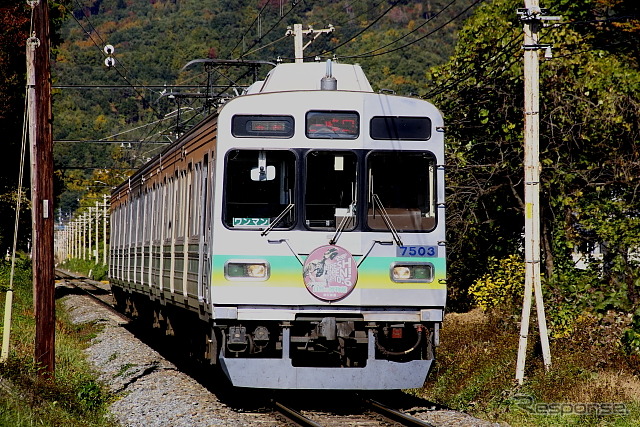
219;328;432;389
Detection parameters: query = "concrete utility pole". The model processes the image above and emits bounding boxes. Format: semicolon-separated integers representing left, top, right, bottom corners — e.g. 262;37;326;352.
286;23;335;63
95;201;100;264
80;213;85;259
515;0;558;384
103;194;108;265
29;0;55;377
73;220;77;259
88;208;93;263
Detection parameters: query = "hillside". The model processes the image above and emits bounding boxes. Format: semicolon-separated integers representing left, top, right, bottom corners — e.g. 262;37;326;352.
1;0;640;424
52;0;477;213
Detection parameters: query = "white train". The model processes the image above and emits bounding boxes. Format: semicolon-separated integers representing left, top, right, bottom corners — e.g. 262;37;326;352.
109;60;446;389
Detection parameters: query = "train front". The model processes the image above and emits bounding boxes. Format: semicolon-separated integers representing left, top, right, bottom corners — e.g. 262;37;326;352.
210;62;446;389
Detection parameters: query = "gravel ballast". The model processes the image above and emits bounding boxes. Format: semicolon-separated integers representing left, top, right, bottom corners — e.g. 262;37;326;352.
59;283;503;426
59;286;275;426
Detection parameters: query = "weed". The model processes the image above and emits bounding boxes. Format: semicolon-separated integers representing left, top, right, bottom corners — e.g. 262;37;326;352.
77;380;107;412
114;363;136;378
0;254;117;426
418;309;640;426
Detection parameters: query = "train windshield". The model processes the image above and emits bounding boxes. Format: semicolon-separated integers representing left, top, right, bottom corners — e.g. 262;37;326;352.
304;151;357;230
224;149;296;229
367;151;437;232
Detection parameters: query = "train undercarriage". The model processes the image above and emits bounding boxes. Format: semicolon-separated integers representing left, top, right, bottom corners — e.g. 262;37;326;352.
112;285;439;389
220;317;436;367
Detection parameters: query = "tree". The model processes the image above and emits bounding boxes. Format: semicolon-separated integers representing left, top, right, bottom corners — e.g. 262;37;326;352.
427;0;640;312
0;2;36;252
0;1;71;251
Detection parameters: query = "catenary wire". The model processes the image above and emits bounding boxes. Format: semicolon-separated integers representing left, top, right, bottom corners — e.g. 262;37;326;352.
433;25;557;99
63;1;206;147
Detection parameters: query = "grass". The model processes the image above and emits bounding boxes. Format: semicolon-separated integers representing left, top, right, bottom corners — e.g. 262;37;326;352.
58;258;109;281
0;254;117;426
5;253;640;425
415;308;640;426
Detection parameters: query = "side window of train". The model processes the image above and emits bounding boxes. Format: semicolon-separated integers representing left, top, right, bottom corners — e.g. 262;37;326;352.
224;149;296;230
304;151;358;231
366;151;437;232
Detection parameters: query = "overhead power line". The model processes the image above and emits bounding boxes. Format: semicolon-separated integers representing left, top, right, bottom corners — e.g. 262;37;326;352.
65;0;164;118
229;0;275;56
284;0;402;62
422;29;523;99
53;84;221;90
337;0;461;59
55;140;168;145
333;0;386;27
341;0;486;59
233;0;304;60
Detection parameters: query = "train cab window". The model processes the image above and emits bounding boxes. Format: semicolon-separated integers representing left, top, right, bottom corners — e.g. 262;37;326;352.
224;150;296;230
306;111;359;139
370;116;431;140
304;151;357;231
367;152;437;232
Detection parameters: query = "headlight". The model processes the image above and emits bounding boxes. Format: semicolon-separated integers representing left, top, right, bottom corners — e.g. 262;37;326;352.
247;264;267;278
391;263;433;282
225;260;270;280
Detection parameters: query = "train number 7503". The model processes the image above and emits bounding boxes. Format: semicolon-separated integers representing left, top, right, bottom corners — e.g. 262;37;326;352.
397;245;437;257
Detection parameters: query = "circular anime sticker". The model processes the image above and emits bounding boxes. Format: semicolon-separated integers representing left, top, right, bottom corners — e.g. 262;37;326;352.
302;245;358;301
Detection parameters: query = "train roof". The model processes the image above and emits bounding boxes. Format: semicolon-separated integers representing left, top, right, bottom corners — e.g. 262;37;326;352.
245;62;374;94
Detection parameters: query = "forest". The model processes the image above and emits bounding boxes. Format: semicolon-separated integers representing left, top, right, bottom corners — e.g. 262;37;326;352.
45;0;640;335
0;0;639;423
48;0;479;216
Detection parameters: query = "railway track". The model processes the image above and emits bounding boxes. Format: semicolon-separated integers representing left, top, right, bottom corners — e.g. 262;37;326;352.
273;394;436;427
55;271;494;427
55;269;124;320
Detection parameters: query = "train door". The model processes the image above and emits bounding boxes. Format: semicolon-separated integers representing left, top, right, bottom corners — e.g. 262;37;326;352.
198;154;211;304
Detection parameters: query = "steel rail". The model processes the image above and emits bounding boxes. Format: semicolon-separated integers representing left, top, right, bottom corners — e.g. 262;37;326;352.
272;401;323;427
55;269;127;321
366;399;436;427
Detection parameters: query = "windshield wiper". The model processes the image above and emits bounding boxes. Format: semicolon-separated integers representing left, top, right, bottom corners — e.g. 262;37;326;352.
329;201;356;245
371;194;403;246
261;203;294;236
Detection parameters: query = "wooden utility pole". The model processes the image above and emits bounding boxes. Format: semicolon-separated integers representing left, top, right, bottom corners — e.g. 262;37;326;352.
30;0;55;377
515;0;556;384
